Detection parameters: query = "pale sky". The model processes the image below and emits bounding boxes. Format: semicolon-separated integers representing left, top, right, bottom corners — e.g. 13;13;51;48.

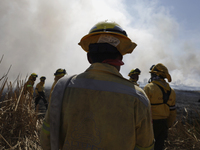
0;0;200;90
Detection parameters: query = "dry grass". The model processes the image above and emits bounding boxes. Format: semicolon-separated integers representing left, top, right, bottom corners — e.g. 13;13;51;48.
0;75;43;150
165;109;200;150
0;70;199;149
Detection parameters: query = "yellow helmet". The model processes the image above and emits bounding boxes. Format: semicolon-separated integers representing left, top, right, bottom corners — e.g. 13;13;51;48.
78;21;137;55
54;69;67;76
128;68;141;76
40;76;46;80
150;63;171;82
31;73;38;78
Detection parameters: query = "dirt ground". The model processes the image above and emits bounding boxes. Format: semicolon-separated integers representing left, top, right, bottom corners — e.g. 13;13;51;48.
175;89;200;121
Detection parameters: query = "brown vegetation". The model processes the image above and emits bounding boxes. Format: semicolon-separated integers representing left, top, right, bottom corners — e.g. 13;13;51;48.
0;74;43;149
165;109;200;150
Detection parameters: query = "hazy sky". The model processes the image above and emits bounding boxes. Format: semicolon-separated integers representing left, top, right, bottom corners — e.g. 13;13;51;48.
0;0;200;89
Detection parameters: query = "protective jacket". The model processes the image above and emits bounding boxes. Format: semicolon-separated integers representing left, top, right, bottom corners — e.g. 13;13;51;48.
48;77;62;102
144;79;176;127
40;63;154;150
23;76;35;96
35;81;48;109
35;82;45;96
129;78;139;86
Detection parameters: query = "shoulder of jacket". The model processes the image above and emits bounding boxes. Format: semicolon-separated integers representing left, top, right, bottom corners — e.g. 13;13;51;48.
144;82;155;88
134;86;150;107
55;75;77;88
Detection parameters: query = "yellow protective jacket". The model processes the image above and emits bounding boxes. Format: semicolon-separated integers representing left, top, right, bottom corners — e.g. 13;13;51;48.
23;76;35;96
48;77;62;102
129;78;139;86
144;79;176;127
40;63;154;150
35;82;45;96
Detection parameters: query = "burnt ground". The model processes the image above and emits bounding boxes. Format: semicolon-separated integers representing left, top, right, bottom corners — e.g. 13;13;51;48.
175;89;200;122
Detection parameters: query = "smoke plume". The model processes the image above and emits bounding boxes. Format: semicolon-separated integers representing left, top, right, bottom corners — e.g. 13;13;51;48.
0;0;199;89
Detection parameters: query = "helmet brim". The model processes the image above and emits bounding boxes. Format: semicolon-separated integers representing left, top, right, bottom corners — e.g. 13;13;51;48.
79;32;137;55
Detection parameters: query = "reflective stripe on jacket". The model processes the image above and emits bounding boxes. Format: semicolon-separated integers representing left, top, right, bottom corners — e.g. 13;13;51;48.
24;79;35;96
40;63;154;150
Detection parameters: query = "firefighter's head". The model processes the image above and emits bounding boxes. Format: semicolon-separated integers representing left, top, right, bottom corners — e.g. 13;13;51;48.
128;68;141;82
30;73;38;81
54;69;67;80
149;63;171;82
40;76;46;83
54;69;66;77
78;21;137;71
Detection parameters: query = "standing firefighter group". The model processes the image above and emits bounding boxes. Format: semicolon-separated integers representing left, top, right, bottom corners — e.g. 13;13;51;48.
38;21;176;150
23;69;67;110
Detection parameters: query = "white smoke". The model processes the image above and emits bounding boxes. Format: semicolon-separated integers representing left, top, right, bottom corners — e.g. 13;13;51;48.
0;0;199;89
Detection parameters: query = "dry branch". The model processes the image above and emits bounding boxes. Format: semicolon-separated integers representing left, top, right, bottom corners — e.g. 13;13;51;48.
0;78;43;150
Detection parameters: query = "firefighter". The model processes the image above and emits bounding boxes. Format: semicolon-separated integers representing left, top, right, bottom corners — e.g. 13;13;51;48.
48;68;67;102
40;21;154;150
128;68;141;86
23;73;38;97
35;76;48;110
144;63;176;150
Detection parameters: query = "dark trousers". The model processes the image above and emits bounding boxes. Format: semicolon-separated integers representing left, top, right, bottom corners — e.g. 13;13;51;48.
35;92;48;109
153;119;168;150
